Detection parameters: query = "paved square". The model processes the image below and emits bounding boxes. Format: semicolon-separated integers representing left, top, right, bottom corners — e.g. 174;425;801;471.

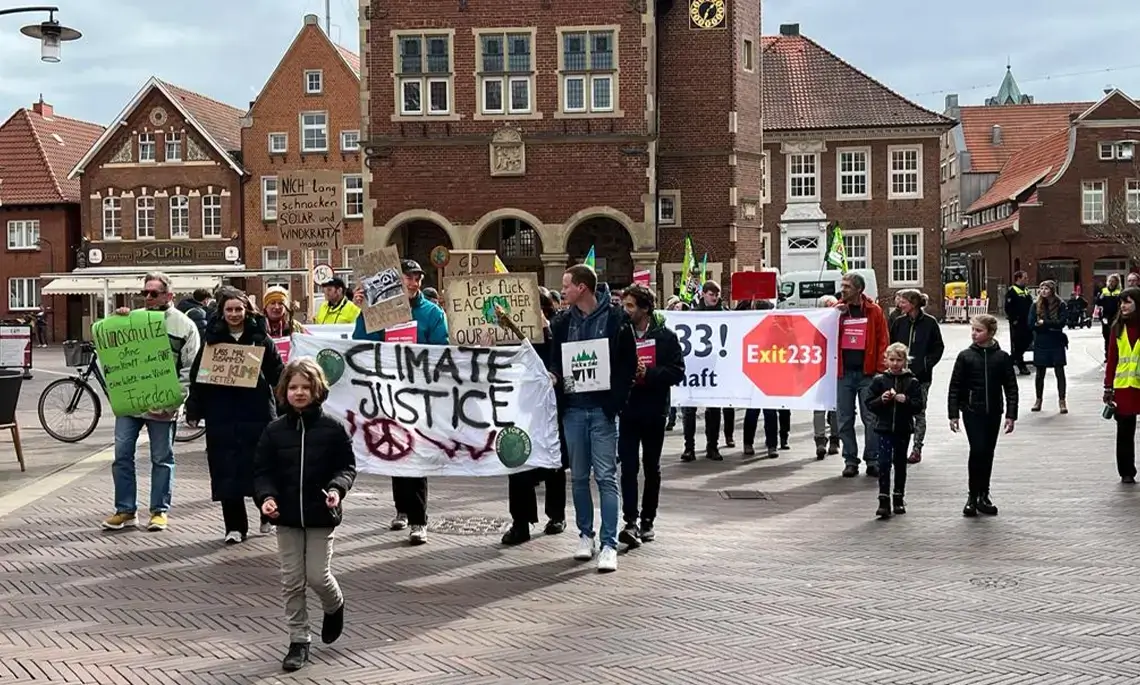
0;324;1132;684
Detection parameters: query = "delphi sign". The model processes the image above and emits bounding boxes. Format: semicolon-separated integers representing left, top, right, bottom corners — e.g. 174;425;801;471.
276;170;343;250
660;309;839;410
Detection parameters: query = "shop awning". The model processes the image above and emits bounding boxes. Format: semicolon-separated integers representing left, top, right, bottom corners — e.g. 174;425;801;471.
41;275;223;296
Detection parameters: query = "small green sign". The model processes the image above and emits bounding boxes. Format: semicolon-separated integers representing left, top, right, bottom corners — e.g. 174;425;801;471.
495;426;533;468
91;310;184;417
316;348;346;385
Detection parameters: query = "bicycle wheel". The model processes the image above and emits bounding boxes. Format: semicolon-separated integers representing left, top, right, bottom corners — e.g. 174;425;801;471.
38;378;101;443
174;418;205;443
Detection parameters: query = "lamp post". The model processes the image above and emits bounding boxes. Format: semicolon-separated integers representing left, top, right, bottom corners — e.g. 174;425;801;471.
0;6;81;62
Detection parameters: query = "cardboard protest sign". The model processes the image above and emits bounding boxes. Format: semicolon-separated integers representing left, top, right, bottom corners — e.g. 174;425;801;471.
441;272;543;345
290;334;563;477
353;246;413;333
92;310;184;416
276;170;343;250
196;343;266;388
561;339;611;393
439;250;496;279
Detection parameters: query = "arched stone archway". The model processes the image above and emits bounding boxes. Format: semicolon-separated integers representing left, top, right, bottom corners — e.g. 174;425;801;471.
371;209;464;252
388;219;452;289
475;214;545;283
565;217;635;287
554;206;644;252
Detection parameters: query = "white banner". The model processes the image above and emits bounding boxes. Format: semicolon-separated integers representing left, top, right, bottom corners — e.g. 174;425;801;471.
661;309;840;410
290;333;562;476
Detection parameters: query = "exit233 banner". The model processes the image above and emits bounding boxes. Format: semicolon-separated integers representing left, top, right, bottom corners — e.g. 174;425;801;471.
660;309;840;411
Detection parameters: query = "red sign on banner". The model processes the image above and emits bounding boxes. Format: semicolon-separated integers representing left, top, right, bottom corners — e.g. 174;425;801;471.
385;320;418;343
741;314;828;396
272;337;291;363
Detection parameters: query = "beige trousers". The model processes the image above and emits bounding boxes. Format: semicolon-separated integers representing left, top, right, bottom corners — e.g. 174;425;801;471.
276;527;343;643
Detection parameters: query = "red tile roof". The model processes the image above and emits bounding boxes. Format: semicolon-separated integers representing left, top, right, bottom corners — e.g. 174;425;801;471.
0;103;103;205
946;211;1019;248
965;128;1070;213
761;34;952;131
156;80;245;152
958;102;1090;173
336;45;361;76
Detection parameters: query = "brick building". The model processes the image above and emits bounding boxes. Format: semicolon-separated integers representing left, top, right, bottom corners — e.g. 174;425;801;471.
358;0;763;291
55;78;247;320
0;98;102;342
945;89;1140;299
761;25;953;313
242;14;364;311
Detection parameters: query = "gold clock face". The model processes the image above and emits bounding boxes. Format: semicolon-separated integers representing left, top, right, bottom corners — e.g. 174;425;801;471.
689;0;726;29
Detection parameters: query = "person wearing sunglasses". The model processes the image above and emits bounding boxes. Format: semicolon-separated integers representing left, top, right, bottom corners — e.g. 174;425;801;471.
101;272;201;533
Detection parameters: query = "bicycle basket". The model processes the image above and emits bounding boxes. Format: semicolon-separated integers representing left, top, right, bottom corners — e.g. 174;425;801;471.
63;340;94;368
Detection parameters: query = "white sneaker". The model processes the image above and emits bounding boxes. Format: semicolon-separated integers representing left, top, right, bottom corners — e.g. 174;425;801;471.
259;521;275;535
408;525;427;545
597;546;618;573
573;535;596;561
223;531;243;545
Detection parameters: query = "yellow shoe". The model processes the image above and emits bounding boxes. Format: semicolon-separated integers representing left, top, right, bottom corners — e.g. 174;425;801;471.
101;511;137;530
147;512;168;531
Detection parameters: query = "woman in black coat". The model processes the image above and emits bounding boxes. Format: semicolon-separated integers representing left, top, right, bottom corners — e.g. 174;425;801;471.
186;286;284;544
1031;280;1068;414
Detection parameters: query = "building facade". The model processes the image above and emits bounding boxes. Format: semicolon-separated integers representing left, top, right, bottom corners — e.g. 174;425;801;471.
242;14;364;311
359;0;763;291
761;25;953;313
945;89;1140;299
0;99;103;342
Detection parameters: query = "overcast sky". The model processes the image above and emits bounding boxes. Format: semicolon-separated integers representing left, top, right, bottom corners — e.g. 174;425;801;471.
1;0;1138;125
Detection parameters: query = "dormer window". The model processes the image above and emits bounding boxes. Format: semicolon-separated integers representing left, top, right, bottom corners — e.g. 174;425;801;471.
1100;141;1135;160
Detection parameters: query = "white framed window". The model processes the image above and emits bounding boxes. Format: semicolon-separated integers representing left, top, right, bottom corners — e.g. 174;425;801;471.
396;33;453;116
262;177;278;220
1127;180;1140;224
300;112;328;152
344;245;365;289
202;195;222;238
842;230;871;271
135;197;155;239
268;132;287;154
8;277;39;311
263;247;291;270
304;69;323;94
1099;142;1134;160
760;151;770;203
1082;180;1106;224
888;228;923;287
742;38;754;72
658;195;676;224
787;152;818;201
102;197;121;239
836;147;870;200
478;32;534;115
169;195;189;238
6;219;39;250
1100;142;1115;160
138;133;155;162
761;231;771;267
340;130;360;151
343;174;364;218
1118;142;1135;161
165;132;181;162
948;155;957;177
888;145;923;199
558;28;617;115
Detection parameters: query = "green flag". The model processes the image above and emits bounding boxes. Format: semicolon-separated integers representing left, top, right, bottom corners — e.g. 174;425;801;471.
699;253;708;284
679;234;696;302
584;245;596;269
826;224;848;273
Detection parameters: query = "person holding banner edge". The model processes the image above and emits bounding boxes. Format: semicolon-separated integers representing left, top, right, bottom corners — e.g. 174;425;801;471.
352;258;448;545
832;272;890;478
681;280;734;462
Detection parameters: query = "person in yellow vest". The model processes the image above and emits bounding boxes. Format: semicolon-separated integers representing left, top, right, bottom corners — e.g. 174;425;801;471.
1003;271;1033;375
1095;273;1123;361
1104;287;1140;484
313;277;360;324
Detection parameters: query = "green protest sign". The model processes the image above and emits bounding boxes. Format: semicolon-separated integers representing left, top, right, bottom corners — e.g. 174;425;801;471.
92;310;184;416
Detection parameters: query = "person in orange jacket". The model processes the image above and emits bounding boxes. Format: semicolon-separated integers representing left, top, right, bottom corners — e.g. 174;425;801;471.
832;272;890;478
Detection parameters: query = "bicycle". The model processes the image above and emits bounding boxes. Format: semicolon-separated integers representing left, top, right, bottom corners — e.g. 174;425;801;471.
37;340;205;444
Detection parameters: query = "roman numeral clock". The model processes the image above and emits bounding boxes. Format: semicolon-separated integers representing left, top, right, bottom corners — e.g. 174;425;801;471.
689;0;727;29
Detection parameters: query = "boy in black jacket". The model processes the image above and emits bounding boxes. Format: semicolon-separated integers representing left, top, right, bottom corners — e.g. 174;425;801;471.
865;342;925;519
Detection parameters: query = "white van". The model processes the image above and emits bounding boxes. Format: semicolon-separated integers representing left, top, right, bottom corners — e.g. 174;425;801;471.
777;268;879;308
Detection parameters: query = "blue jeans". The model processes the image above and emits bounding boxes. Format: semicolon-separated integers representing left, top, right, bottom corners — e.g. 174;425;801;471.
112;416;176;514
563;406;619;550
837;371;876;467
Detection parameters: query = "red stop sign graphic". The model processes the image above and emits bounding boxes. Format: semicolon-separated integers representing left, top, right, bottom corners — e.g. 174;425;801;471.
742;314;828;396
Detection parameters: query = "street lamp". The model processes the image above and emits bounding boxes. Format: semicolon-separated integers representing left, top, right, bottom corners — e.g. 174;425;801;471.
0;6;81;63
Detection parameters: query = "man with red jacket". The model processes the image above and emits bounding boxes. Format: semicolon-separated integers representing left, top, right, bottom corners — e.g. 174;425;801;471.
833;272;890;478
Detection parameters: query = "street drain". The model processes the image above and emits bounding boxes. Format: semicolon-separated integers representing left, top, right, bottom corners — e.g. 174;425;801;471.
969;575;1019;590
427;515;510;536
718;490;770;500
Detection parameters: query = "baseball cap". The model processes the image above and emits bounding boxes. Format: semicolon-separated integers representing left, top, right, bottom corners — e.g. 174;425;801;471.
401;259;425;275
321;276;347;290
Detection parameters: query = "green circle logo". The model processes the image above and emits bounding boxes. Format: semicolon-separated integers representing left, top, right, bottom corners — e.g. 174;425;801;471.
495;426;532;468
316;349;345;386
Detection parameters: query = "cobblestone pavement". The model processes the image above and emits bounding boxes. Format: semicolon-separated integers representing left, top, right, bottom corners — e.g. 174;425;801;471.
0;324;1132;684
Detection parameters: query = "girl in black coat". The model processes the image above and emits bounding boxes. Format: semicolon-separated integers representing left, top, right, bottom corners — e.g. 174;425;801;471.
1032;280;1068;414
186;287;284;544
865;342;925;519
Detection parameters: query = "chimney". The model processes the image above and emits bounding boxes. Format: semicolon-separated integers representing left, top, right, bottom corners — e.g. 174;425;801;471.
779;23;800;36
303;13;319;26
945;94;958;109
31;95;52;118
991;124;1002;145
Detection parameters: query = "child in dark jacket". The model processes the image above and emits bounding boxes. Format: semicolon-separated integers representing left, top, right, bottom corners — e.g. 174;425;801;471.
254;358;357;673
865;342;925;518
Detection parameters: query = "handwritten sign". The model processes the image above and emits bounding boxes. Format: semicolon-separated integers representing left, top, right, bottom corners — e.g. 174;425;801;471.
276;170;343;250
196;343;266;388
92;310;184;416
561;339;611;393
438;250;496;279
0;325;31;369
354;246;413;333
441;272;543;345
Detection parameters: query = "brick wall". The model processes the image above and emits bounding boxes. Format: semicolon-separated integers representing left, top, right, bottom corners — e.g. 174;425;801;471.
0;205;74;341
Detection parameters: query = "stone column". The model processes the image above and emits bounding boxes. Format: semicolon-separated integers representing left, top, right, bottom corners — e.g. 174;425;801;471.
541;252;570;289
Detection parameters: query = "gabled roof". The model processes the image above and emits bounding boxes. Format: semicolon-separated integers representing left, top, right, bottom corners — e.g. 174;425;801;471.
0;103;103;205
1075;88;1140;123
760;33;952;131
248;17;360;119
958;102;1091;173
966;127;1070;214
68;77;245;179
336;45;361;76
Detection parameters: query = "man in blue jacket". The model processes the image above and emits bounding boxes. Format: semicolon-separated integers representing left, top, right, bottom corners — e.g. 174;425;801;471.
352;259;448;545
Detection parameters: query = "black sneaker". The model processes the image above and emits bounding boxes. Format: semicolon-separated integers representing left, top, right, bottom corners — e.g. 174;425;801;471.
865;464;879;478
639;520;655;542
875;496;891;519
766;446;779;459
282;642;310;672
842;464;858;477
665;420;675;431
963;494;978;517
618;523;641;548
544;519;566;535
1123;475;1137;485
827;437;840;455
814;439;827;459
725;437;736;449
501;524;531;545
681;448;696;462
743;444;756;457
976;494;998;516
892;494;906;515
705;447;723;461
780;436;790;450
321;602;345;644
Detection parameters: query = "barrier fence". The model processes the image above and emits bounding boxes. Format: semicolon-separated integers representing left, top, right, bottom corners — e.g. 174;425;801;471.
943;298;989;323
